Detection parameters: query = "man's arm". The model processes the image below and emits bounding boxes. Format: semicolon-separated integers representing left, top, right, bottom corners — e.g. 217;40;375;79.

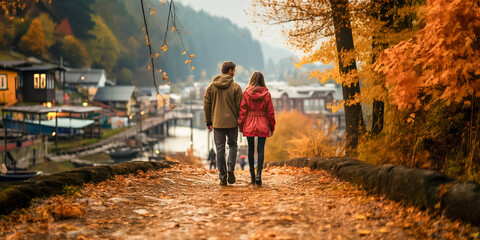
204;84;213;130
234;84;243;119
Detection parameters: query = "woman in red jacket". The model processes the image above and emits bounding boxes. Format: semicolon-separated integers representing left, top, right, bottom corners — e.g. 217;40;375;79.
239;71;275;185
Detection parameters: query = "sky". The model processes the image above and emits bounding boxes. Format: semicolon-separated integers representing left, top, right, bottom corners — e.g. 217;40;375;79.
178;0;288;50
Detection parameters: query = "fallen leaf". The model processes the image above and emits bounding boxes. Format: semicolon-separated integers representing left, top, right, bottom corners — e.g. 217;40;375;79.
53;205;85;220
378;227;389;233
356;214;367;220
358;230;371;236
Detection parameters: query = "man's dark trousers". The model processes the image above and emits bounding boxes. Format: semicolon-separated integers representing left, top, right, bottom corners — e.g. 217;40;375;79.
213;127;238;181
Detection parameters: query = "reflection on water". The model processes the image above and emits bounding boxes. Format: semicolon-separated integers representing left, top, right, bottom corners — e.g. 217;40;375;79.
154;126;247;159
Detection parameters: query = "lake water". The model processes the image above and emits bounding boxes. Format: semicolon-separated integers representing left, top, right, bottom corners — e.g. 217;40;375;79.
156;126;248;160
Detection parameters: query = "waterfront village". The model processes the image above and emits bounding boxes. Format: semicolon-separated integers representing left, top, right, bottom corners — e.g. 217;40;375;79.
0;58;345;181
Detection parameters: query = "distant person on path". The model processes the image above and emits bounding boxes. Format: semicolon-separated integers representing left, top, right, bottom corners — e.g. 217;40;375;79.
204;61;243;185
238;71;276;185
239;155;246;170
208;148;216;169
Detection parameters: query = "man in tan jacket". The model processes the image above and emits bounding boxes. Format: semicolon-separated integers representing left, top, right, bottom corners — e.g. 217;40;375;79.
204;61;242;185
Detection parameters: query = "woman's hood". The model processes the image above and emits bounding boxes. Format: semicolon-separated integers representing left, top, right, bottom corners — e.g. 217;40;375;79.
245;86;268;100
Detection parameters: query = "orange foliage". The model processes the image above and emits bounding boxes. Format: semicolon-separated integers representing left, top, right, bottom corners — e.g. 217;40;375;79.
375;0;480;110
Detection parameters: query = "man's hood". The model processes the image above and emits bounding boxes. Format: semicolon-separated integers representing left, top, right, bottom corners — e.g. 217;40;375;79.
212;74;233;89
245;86;268;101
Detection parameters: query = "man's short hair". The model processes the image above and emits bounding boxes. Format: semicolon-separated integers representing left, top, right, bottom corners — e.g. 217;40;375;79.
221;61;236;74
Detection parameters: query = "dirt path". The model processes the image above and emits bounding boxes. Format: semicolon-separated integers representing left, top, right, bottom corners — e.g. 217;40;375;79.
1;164;478;239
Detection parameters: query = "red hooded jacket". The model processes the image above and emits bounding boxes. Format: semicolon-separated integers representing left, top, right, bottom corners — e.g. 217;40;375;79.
238;86;276;137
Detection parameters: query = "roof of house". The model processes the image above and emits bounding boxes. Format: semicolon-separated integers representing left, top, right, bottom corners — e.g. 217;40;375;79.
0;60;30;68
65;69;106;85
15;65;66;72
270;85;338;99
93;86;136;102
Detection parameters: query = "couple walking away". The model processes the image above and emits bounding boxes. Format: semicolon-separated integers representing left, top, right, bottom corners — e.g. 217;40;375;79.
203;61;276;186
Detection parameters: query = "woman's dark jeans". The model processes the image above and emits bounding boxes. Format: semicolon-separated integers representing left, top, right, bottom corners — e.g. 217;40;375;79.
247;137;266;179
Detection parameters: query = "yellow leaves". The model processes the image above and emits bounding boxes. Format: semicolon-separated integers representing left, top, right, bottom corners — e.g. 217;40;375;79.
161;45;168;52
189;54;196;59
182;51;186;55
162;71;168;80
357;229;371;236
355;214;367;220
191;66;195;70
147;65;151;71
171;26;176;32
150;7;155;15
162;0;165;5
407;113;415;123
155;53;160;58
378;227;389;233
185;59;191;64
327;100;344;113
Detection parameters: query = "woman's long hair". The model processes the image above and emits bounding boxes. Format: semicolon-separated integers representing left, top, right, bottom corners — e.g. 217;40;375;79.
248;71;267;92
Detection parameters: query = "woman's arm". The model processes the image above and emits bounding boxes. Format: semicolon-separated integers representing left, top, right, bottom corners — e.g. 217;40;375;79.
266;92;276;133
238;92;248;133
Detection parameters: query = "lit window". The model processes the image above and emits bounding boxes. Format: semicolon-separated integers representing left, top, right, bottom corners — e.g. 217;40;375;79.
0;75;7;90
34;73;47;89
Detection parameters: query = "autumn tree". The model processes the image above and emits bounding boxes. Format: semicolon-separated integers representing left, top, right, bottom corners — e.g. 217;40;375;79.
87;15;121;73
253;0;364;153
55;19;73;37
38;13;56;48
62;35;89;68
374;0;480;170
19;18;46;57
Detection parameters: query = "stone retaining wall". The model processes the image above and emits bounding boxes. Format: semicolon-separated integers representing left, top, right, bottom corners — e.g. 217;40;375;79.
267;157;480;226
0;161;175;216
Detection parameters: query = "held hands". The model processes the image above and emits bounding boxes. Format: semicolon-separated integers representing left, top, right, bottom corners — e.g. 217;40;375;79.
207;125;213;131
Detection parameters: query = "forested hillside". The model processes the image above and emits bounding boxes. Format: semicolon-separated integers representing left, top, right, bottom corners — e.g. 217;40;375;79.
0;0;264;85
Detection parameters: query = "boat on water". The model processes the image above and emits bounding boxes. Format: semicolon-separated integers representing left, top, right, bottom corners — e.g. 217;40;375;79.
108;148;141;163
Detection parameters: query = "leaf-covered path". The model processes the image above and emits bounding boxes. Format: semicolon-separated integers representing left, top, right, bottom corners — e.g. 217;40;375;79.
1;164;478;239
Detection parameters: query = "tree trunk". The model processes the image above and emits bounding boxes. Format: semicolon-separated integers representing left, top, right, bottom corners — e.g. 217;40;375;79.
330;0;364;153
370;0;394;135
371;100;384;135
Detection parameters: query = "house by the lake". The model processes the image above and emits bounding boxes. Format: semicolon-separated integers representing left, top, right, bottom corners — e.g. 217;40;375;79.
0;65;19;106
0;60;65;105
64;68;112;103
93;85;136;117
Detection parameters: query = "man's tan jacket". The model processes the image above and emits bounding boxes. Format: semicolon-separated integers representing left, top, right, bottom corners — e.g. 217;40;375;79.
203;74;242;128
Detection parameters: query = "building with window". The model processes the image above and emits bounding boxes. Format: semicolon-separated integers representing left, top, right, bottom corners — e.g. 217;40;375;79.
270;84;345;129
0;60;66;105
64;69;109;103
15;65;66;104
0;66;19;106
93;86;136;117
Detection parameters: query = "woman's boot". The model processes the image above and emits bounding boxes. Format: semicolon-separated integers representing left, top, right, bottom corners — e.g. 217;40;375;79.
255;171;262;185
250;170;256;185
